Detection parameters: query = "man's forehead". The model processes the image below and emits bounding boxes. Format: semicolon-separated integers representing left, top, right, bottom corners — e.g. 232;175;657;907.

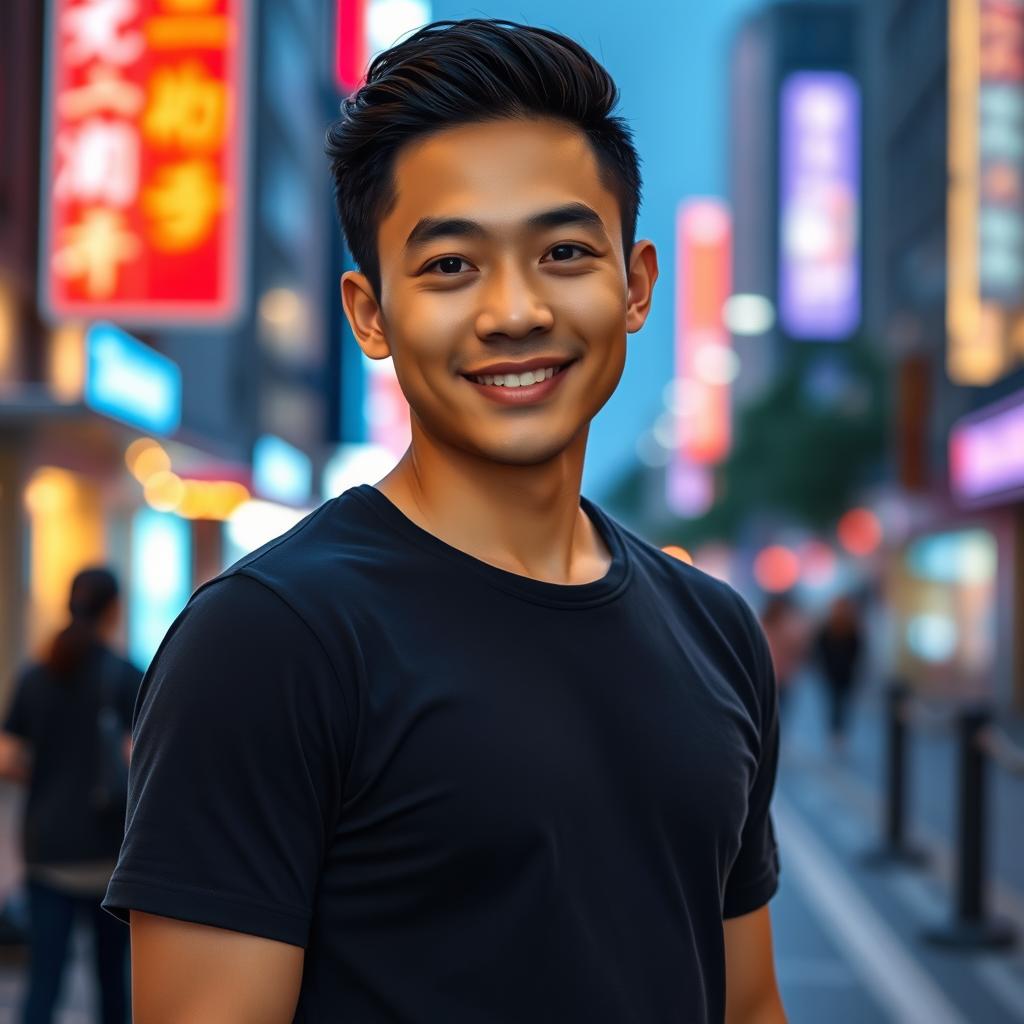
381;119;620;240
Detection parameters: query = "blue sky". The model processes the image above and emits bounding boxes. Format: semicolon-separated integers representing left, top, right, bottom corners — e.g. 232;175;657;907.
433;0;770;498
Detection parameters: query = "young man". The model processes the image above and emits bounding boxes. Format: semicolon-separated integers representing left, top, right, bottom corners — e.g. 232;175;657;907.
104;19;785;1023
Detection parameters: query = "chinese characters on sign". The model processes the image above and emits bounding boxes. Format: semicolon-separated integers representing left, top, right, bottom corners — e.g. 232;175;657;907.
778;71;861;342
42;0;247;323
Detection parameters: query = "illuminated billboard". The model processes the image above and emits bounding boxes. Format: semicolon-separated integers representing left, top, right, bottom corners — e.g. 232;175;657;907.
84;321;181;434
335;0;367;92
336;1;432;93
948;0;1024;385
252;434;312;506
950;387;1024;505
41;0;248;325
778;71;861;341
130;507;191;667
365;355;410;461
675;199;733;467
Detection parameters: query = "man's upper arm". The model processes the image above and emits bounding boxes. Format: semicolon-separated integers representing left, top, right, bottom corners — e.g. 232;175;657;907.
130;911;304;1023
104;573;351;944
723;905;787;1024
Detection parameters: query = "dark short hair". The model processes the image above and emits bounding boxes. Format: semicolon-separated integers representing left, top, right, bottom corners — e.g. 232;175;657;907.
47;567;120;679
325;19;642;299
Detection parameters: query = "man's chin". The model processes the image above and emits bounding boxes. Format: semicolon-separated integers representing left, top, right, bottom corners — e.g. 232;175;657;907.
468;431;584;468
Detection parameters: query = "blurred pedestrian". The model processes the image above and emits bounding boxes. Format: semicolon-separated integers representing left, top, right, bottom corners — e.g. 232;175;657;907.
0;567;141;1024
760;594;810;722
813;595;863;755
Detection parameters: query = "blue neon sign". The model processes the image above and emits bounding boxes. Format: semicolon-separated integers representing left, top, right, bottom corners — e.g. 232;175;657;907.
129;508;192;669
252;434;312;505
85;322;182;435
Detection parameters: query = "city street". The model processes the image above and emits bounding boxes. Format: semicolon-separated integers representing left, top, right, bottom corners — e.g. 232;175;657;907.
3;0;1024;1019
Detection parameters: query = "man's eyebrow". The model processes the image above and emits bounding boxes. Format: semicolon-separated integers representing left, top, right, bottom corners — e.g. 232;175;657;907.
404;203;608;251
404;217;487;251
525;202;607;235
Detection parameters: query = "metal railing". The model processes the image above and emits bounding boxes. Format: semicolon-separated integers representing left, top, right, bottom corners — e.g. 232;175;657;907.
867;678;1022;950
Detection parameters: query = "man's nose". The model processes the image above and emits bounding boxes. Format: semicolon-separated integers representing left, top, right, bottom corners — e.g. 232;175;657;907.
474;263;555;341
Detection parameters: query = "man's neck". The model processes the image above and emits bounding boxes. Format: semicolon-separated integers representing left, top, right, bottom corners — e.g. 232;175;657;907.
374;423;611;586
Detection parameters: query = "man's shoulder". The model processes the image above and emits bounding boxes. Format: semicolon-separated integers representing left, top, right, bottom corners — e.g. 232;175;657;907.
221;487;386;596
596;501;744;614
596;503;765;674
166;489;389;655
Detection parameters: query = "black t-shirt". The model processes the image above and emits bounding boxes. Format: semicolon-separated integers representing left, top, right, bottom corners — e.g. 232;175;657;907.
104;486;779;1023
4;645;141;864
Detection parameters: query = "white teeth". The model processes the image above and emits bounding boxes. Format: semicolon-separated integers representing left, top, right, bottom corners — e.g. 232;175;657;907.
471;366;561;387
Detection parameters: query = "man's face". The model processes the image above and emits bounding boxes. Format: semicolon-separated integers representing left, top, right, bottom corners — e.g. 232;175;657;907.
358;117;656;466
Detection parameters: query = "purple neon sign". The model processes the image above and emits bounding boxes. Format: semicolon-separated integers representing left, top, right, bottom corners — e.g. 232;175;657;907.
779;71;861;340
950;389;1024;504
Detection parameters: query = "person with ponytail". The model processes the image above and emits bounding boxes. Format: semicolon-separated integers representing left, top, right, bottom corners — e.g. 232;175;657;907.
0;567;141;1024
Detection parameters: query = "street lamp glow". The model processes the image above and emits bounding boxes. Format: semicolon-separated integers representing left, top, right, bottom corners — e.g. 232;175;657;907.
722;294;775;336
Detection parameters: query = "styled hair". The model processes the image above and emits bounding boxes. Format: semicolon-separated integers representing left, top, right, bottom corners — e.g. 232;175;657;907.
325;19;642;299
46;567;119;680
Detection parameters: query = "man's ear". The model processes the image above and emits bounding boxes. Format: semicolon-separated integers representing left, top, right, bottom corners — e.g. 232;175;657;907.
341;271;391;359
625;240;658;334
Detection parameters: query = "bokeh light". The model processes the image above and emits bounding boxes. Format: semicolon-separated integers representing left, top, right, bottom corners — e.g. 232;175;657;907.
837;507;883;556
753;545;801;592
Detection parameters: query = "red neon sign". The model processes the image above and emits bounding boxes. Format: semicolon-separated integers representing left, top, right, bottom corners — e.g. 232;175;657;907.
41;0;248;324
336;0;368;93
675;199;733;465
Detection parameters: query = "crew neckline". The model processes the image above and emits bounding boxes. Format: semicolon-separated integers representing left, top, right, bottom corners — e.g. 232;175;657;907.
347;484;633;610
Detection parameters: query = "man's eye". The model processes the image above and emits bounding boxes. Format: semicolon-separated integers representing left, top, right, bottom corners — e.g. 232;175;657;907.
547;244;591;262
428;256;469;275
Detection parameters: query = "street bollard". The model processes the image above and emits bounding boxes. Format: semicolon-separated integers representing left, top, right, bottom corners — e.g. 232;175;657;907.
923;706;1017;950
863;679;929;868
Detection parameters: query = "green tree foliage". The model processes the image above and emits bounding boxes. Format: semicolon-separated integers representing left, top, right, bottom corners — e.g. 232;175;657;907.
683;342;888;544
609;342;889;546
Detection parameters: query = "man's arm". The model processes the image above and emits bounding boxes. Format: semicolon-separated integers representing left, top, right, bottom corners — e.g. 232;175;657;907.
724;905;787;1024
0;732;31;784
130;911;304;1023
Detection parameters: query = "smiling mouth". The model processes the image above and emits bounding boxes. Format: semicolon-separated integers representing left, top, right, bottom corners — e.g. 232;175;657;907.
465;364;571;389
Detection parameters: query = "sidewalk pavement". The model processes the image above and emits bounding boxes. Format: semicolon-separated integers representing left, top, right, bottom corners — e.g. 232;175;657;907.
774;673;1024;1023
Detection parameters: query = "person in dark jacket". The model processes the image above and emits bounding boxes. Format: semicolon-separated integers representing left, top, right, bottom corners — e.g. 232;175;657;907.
814;595;863;754
0;567;141;1024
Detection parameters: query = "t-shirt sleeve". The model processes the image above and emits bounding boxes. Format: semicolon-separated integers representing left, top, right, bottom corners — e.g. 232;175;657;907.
721;593;781;920
102;572;352;948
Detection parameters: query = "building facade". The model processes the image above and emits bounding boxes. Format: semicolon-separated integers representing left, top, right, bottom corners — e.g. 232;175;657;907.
866;0;1024;710
0;0;341;692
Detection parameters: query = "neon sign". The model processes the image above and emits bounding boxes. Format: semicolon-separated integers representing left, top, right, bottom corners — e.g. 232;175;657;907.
675;199;732;466
84;320;181;434
41;0;248;324
948;0;1024;384
778;71;861;341
950;387;1024;504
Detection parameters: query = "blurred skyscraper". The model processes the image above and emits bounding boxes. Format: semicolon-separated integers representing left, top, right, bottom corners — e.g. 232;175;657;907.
864;0;1024;712
729;1;861;408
